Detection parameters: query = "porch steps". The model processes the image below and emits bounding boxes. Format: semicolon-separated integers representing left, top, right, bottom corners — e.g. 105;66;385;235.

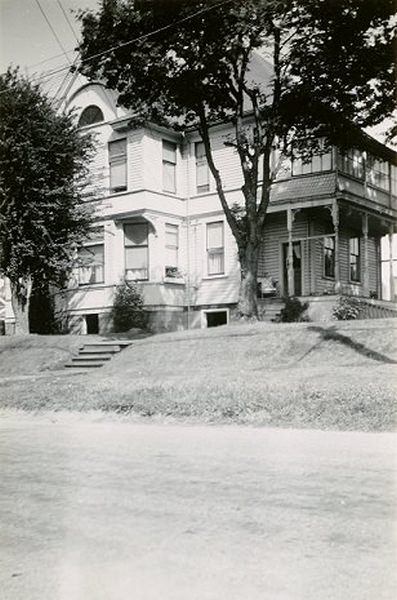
258;298;284;322
65;340;133;369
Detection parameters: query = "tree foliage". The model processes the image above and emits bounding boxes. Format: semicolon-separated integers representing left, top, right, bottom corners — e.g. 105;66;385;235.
77;0;395;317
0;68;95;331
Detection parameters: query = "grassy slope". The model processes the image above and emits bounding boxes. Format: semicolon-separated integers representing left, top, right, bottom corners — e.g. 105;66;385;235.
0;319;396;431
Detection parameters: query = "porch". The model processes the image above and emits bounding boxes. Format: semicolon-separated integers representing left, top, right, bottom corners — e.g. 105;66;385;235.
258;200;397;303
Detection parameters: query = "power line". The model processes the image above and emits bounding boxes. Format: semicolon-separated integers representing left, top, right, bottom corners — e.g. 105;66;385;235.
56;0;79;42
34;0;72;65
1;0;233;97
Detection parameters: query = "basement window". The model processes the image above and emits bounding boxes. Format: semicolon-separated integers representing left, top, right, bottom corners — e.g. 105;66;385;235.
203;309;228;328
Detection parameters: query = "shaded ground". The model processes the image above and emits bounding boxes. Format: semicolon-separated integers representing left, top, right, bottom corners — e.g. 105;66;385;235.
0;417;396;600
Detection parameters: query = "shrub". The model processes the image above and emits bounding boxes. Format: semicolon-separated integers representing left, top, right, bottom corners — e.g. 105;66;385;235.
278;296;309;322
111;279;147;332
332;296;362;320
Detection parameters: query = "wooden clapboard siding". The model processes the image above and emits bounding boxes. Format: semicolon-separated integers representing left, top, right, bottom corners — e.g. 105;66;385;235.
258;211;311;295
127;129;144;191
190;216;240;306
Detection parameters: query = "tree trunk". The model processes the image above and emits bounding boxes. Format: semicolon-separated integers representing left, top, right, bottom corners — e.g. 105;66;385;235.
10;277;32;334
237;241;259;319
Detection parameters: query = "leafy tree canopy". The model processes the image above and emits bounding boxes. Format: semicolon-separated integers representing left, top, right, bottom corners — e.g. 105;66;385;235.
77;0;396;317
0;68;95;309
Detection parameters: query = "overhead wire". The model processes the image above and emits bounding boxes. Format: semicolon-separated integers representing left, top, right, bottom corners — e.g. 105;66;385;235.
0;0;233;98
56;0;79;42
34;0;72;65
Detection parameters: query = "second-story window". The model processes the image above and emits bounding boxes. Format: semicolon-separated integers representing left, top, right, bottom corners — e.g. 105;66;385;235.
124;223;149;281
349;237;360;282
165;223;179;278
338;148;364;179
323;236;335;279
195;141;210;193
367;156;389;191
292;140;332;176
109;139;127;193
207;221;224;276
162;140;177;193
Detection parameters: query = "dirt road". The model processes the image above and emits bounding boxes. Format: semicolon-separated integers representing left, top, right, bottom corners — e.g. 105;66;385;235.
0;415;396;600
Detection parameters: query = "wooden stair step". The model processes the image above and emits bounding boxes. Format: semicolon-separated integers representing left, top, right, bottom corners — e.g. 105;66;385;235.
79;346;120;354
73;353;114;361
65;360;105;368
80;344;121;353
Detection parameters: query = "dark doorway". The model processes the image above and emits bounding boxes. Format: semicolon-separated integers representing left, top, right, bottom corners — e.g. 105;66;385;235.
206;311;228;327
283;242;302;296
85;314;99;334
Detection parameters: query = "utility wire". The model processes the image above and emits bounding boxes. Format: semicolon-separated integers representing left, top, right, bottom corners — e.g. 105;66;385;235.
0;0;232;97
56;0;79;42
34;0;72;65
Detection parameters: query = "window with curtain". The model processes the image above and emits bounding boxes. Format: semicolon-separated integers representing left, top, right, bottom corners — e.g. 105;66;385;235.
124;223;149;280
349;237;361;282
162;140;177;193
78;244;104;285
109;139;127;192
207;221;224;276
195;141;210;193
165;223;179;277
323;236;335;278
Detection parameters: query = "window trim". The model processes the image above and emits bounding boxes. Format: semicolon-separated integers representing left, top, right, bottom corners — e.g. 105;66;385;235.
124;222;149;281
206;220;225;277
78;242;105;286
195;141;210;194
109;138;127;193
323;236;335;280
162;140;177;194
349;237;361;283
165;222;181;279
201;308;229;328
78;105;104;128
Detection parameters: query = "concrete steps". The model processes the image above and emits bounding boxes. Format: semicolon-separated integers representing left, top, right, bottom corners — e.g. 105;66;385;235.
65;340;133;369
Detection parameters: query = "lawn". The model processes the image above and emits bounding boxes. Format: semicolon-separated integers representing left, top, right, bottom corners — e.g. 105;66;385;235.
0;319;396;431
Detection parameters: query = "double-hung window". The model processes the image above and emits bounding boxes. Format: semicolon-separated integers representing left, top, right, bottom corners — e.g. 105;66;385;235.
109;139;127;192
349;237;360;282
195;141;210;193
78;228;104;285
165;223;179;278
124;223;149;281
207;221;224;276
323;236;335;279
162;140;177;193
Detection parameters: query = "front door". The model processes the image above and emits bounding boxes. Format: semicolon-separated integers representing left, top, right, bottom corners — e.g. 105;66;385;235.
283;242;302;296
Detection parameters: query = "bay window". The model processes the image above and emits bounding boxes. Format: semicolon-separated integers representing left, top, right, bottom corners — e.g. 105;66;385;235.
124;223;149;281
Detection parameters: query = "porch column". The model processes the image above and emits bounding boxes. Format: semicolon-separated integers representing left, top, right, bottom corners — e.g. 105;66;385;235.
389;224;395;302
287;206;294;296
362;212;369;297
332;200;341;293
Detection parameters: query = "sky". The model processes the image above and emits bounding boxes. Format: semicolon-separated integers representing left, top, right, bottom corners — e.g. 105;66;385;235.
0;0;393;145
0;0;98;94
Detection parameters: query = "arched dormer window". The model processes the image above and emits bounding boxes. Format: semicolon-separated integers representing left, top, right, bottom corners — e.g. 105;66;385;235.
78;105;104;127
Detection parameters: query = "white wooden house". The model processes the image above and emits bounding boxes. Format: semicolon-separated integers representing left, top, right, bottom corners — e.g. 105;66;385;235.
2;73;397;334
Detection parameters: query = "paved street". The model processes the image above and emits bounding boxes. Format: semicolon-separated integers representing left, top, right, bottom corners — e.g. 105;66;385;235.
0;415;396;600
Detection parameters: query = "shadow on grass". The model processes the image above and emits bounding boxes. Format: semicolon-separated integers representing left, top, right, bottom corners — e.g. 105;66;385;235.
307;326;397;364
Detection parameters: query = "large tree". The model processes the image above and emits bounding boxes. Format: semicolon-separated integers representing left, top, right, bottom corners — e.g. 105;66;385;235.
78;0;395;318
0;69;94;333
